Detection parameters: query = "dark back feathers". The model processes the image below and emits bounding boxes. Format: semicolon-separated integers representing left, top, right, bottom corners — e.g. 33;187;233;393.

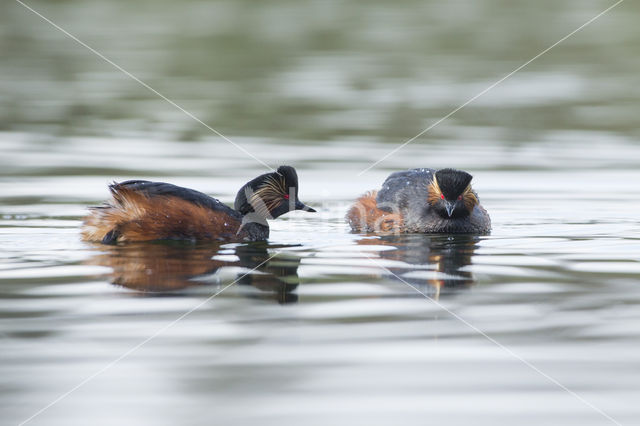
114;180;240;219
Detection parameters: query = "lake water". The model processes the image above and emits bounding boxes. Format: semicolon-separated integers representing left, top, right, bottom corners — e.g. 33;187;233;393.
1;1;639;425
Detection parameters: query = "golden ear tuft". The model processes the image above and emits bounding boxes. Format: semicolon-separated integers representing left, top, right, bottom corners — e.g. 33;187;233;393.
462;185;478;212
252;174;287;213
427;179;443;205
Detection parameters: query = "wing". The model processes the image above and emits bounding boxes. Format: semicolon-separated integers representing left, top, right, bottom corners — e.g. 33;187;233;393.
115;180;239;217
81;181;242;243
375;168;436;212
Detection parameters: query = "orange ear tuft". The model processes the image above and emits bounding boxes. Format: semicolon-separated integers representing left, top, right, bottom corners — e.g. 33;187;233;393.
462;185;478;212
427;179;443;205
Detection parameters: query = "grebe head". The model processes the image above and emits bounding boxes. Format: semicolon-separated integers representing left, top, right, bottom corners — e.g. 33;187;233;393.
234;165;316;220
427;168;478;219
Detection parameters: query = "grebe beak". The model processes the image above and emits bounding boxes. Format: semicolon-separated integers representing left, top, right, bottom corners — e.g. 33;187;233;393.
295;200;316;212
445;201;455;217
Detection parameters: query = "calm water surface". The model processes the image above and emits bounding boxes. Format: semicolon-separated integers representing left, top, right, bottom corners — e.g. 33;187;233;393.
1;1;640;425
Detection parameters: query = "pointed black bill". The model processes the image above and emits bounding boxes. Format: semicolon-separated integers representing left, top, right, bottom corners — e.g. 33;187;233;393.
445;201;455;217
295;200;316;212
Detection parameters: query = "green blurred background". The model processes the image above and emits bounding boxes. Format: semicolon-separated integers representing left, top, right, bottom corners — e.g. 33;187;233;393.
2;0;638;144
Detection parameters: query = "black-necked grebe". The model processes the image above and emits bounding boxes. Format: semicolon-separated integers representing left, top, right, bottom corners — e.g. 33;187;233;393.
347;168;490;234
82;166;315;243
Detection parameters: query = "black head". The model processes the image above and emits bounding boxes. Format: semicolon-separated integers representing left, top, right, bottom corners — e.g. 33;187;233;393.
234;165;316;219
429;168;477;219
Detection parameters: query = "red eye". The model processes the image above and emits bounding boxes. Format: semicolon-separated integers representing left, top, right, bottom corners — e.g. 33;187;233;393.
283;194;290;200
440;194;445;200
457;195;462;200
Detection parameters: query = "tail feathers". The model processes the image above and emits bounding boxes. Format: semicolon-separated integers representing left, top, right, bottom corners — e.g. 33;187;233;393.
81;185;148;243
346;191;403;233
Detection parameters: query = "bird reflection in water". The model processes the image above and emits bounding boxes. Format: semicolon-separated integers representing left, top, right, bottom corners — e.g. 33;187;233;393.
357;234;479;299
86;242;301;303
